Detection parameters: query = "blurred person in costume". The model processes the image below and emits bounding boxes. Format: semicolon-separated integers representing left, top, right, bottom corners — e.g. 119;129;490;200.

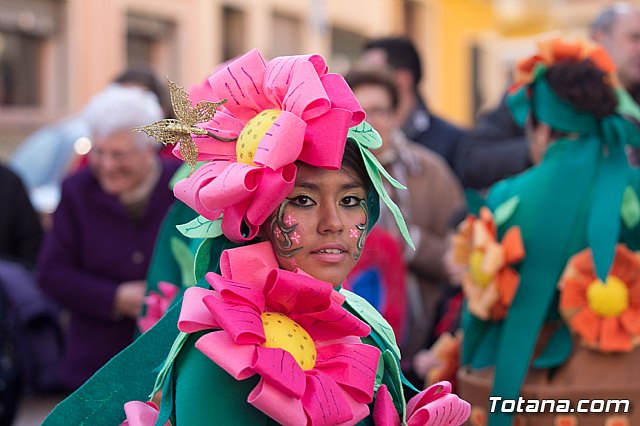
345;69;465;378
454;2;640;190
41;49;471;426
455;39;640;426
359;37;467;172
37;85;179;391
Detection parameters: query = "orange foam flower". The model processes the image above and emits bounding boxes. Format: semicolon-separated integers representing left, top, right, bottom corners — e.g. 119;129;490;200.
453;207;525;321
512;38;618;90
559;244;640;353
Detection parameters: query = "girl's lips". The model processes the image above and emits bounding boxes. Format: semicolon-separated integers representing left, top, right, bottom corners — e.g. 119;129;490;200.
310;245;348;263
310;251;348;263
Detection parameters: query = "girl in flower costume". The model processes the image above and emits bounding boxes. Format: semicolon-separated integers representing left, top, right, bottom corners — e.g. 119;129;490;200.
456;39;640;426
43;50;470;426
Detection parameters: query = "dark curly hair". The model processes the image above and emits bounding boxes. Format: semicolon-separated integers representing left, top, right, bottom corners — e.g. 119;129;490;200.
544;58;618;118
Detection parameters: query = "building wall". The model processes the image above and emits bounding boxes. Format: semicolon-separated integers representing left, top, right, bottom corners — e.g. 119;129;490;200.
1;0;638;159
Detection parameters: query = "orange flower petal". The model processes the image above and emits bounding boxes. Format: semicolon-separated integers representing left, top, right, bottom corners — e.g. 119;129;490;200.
479;207;496;238
559;276;588;310
610;245;640;285
554;414;577;426
600;317;632;352
497;267;519;306
572;248;596;275
550;39;584;62
605;415;630;426
620;308;640;335
502;226;525;264
570;308;601;345
628;281;640;307
588;46;618;76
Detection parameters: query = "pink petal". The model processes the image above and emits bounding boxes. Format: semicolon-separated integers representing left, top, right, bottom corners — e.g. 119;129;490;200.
302;370;354;426
246;164;296;226
205;272;266;312
263;55;326;108
253;346;306;398
298;108;352;170
197;108;243;143
314;342;379;403
406;381;471;426
197;162;262;214
188;77;215;106
334;387;371;426
252;111;306;170
295;303;371;341
121;401;168;426
173;161;228;220
247;378;307;426
143;293;164;318
195;330;257;380
321;73;365;127
177;287;219;333
209;49;272;122
202;295;265;345
372;385;400;426
264;269;333;315
220;241;279;285
220;198;259;243
136;317;158;334
158;282;180;300
281;60;331;121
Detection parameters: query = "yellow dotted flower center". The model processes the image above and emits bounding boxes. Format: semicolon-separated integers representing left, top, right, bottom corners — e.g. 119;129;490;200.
586;276;629;318
261;312;317;370
237;109;282;165
469;249;494;288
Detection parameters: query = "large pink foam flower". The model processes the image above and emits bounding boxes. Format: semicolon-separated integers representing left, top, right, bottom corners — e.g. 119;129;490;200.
178;241;381;426
174;49;365;242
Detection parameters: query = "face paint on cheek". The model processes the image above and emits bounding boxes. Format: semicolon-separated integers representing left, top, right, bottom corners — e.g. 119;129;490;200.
270;199;304;258
353;200;369;261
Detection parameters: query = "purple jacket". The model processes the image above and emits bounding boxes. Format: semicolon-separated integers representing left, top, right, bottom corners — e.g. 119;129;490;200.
37;160;179;390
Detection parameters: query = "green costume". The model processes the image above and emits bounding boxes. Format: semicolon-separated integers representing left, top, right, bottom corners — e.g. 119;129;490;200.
459;60;640;426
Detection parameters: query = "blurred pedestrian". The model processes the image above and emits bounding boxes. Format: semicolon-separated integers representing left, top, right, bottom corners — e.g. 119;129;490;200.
359;37;467;172
9;67;173;222
37;85;178;391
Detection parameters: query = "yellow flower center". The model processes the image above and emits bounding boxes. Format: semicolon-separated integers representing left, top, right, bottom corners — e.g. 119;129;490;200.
469;249;494;288
586;276;629;318
237;109;282;165
261;312;317;370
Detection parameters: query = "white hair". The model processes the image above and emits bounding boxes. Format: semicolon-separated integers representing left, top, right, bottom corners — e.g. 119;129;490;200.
83;83;163;149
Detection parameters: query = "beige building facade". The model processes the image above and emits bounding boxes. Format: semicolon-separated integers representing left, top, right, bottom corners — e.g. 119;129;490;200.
0;0;636;158
0;0;406;158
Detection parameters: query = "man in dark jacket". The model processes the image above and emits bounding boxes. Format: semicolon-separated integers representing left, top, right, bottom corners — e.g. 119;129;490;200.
455;2;640;190
359;37;467;172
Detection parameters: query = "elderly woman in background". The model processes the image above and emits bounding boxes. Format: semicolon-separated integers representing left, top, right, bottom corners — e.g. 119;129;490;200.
37;85;179;391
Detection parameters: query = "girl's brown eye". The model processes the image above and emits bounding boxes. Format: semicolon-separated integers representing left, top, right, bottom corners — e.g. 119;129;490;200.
289;195;316;207
341;196;363;207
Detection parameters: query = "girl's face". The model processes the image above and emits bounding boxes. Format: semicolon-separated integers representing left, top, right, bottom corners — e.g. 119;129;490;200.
267;162;369;287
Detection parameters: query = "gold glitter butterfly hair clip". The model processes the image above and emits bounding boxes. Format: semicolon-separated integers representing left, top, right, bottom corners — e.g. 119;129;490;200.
132;79;236;172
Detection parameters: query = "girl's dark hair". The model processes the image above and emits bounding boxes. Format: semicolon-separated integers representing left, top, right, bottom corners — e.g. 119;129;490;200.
544;58;618;118
341;139;372;193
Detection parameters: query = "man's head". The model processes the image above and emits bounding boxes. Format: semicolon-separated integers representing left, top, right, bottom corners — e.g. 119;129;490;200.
346;70;399;158
591;2;640;89
359;37;423;127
